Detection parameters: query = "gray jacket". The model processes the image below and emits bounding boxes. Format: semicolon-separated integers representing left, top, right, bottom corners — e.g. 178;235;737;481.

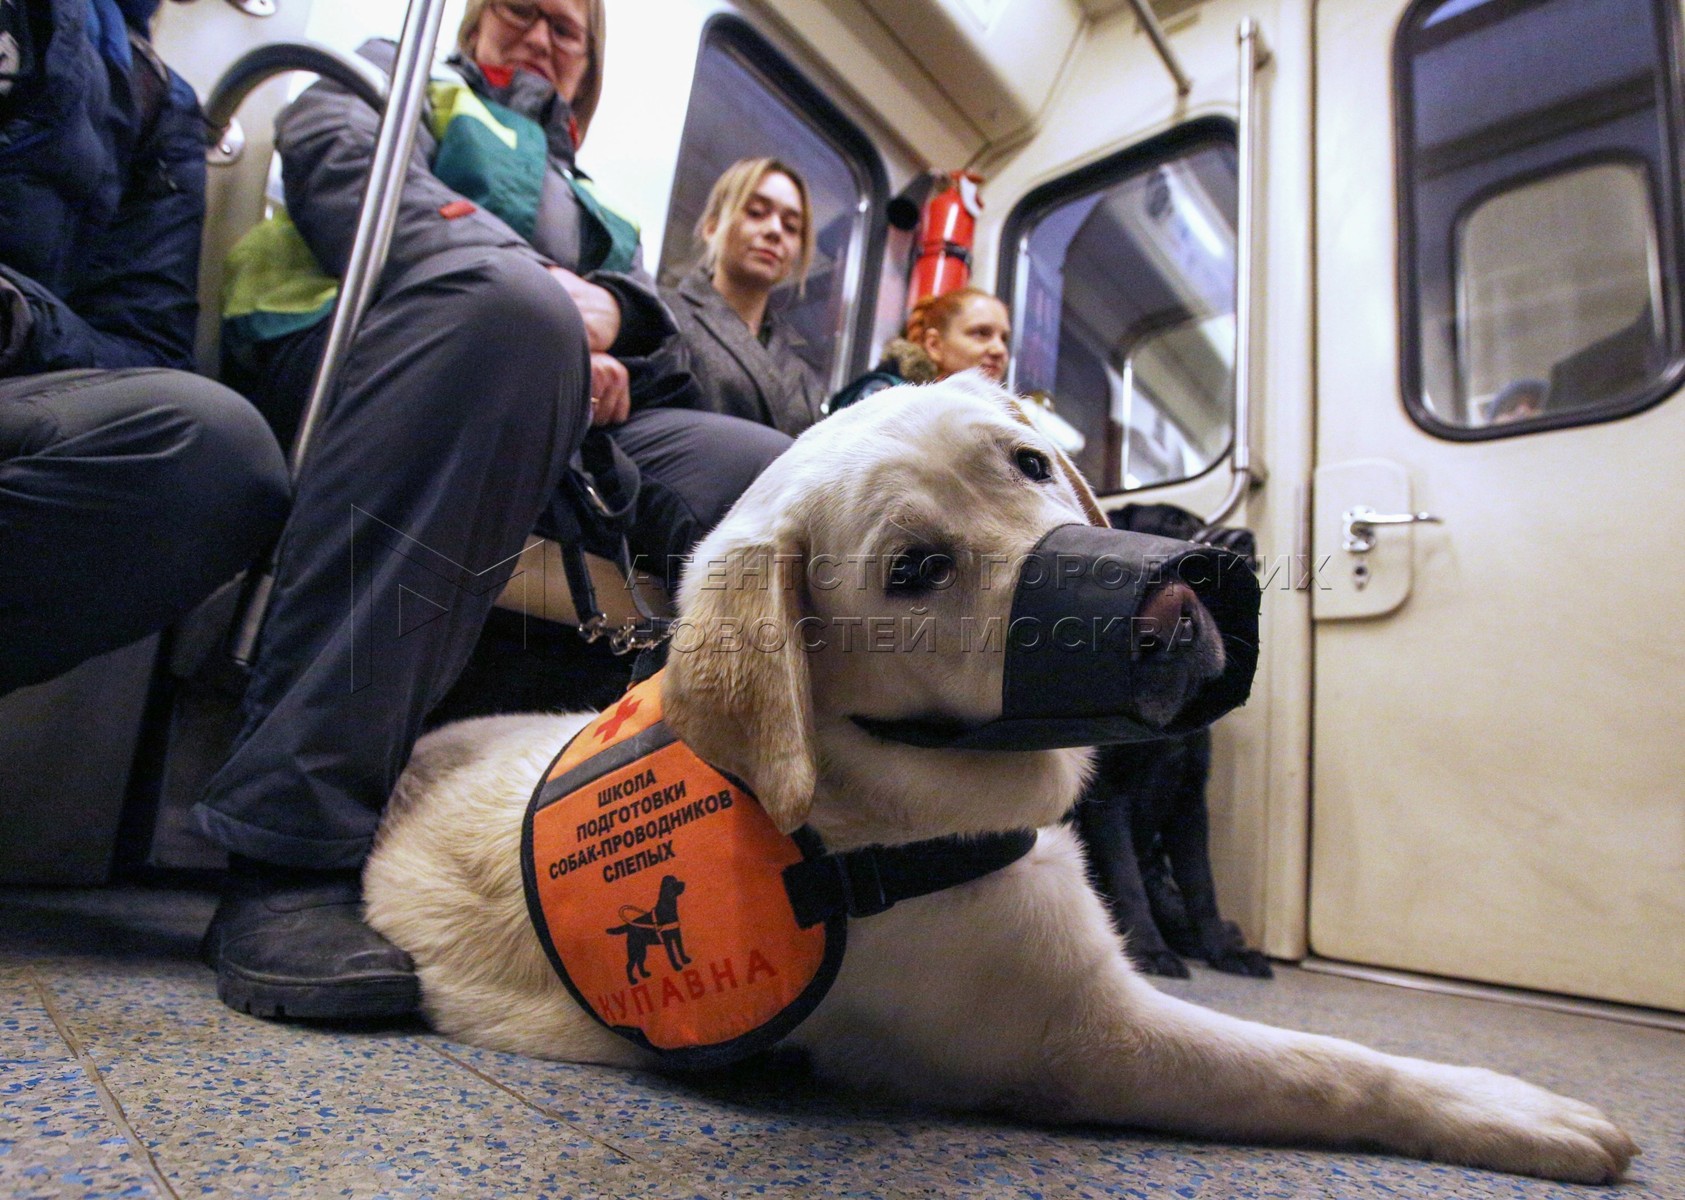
275;42;673;358
662;267;822;436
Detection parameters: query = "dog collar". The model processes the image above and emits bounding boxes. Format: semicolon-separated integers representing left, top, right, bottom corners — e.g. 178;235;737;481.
521;668;1036;1069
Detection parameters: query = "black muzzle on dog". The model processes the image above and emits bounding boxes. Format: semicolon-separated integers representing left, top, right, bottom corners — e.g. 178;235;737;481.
854;525;1261;751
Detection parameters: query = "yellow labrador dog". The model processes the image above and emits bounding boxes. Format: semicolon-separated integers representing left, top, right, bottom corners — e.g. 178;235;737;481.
365;374;1636;1184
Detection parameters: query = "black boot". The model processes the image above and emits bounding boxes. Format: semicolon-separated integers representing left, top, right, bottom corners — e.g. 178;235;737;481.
201;855;420;1021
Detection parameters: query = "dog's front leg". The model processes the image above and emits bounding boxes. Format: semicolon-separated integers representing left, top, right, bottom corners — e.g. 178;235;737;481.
1054;976;1635;1183
795;828;1636;1184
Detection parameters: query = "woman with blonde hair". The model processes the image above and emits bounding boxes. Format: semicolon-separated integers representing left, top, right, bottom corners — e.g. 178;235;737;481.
663;157;825;435
201;0;791;1023
829;285;1011;411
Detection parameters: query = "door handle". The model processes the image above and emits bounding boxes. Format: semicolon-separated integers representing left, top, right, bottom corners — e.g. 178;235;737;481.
1342;506;1443;553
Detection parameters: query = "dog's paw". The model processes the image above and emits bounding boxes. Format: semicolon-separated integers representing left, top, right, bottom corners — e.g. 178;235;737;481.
1400;1063;1639;1183
1206;946;1272;978
1131;949;1191;978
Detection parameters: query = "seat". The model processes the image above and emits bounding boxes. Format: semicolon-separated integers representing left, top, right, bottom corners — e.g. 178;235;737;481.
0;638;160;884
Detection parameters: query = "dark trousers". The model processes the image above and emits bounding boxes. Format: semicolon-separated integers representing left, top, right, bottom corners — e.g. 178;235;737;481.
0;368;290;695
194;248;789;868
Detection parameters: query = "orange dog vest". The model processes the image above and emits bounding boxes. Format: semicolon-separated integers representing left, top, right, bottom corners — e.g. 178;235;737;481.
521;669;845;1069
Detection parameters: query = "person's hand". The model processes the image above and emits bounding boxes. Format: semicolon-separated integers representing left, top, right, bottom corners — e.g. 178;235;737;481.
547;266;622;353
589;352;631;426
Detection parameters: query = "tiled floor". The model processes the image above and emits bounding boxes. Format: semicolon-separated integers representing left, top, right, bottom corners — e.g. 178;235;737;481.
2;886;1681;1199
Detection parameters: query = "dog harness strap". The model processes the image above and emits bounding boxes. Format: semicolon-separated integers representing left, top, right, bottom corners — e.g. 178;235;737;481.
781;830;1039;929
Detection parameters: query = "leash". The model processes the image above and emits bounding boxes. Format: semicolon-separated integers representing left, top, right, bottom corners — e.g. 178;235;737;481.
561;538;672;656
555;430;673;656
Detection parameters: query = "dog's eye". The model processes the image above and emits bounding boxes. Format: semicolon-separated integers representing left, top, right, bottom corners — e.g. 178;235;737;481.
1015;448;1052;482
885;548;955;594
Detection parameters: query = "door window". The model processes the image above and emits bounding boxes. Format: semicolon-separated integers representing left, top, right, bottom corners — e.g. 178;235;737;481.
1397;0;1685;435
999;123;1236;494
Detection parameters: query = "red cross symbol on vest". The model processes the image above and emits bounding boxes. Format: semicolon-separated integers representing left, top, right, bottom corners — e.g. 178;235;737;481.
596;694;642;742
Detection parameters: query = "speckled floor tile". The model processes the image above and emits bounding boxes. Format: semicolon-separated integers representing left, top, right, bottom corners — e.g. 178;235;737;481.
0;965;159;1200
4;887;1683;1199
431;1043;1073;1197
27;960;721;1198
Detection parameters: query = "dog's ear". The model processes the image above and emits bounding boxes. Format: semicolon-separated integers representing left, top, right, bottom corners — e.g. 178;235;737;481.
662;531;817;833
1004;397;1108;528
1047;439;1107;528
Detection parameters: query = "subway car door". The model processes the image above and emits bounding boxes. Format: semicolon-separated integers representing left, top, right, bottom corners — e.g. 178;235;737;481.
991;0;1319;955
1310;0;1685;1010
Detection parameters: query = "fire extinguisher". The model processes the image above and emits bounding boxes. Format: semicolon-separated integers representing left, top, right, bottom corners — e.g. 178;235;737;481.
905;170;984;311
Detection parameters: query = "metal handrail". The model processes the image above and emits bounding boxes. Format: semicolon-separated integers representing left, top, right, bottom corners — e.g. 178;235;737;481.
202;42;388;166
203;41;389;152
1206;17;1269;527
1125;0;1192;96
229;0;452;664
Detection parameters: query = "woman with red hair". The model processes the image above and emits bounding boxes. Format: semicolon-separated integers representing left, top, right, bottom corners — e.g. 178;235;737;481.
828;286;1011;411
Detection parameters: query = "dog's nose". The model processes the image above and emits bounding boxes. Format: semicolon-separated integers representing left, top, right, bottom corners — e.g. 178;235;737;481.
1134;581;1199;658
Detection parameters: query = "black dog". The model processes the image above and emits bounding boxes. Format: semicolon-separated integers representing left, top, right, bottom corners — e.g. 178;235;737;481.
605;874;693;985
1072;503;1271;980
1075;731;1271;978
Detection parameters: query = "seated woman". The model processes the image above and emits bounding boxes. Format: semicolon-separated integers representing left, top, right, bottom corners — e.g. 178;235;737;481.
196;0;791;1022
661;158;823;436
828;285;1010;411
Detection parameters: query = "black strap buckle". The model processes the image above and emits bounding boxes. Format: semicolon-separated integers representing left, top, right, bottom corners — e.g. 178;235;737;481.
832;850;891;919
783;848;889;928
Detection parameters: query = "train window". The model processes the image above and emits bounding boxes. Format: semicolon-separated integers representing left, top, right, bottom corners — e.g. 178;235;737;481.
1457;162;1663;424
999;121;1236;495
658;16;887;392
1398;0;1685;436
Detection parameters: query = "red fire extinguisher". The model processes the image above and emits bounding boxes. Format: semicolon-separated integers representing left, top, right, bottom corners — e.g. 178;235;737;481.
906;171;984;311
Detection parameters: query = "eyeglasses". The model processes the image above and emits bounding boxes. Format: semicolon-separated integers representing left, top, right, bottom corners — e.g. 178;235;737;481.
488;0;588;49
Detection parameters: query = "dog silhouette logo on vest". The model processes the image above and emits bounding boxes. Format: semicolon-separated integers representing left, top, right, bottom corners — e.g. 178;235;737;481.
605;874;694;984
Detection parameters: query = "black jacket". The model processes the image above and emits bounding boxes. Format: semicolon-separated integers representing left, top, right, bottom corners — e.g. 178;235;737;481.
0;0;206;374
662;267;822;436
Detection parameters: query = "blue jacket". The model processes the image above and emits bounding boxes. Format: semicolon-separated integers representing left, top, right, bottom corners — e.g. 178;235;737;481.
0;0;207;374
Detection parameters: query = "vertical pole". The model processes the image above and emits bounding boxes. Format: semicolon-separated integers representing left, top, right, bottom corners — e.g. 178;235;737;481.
231;0;452;665
1206;17;1269;526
